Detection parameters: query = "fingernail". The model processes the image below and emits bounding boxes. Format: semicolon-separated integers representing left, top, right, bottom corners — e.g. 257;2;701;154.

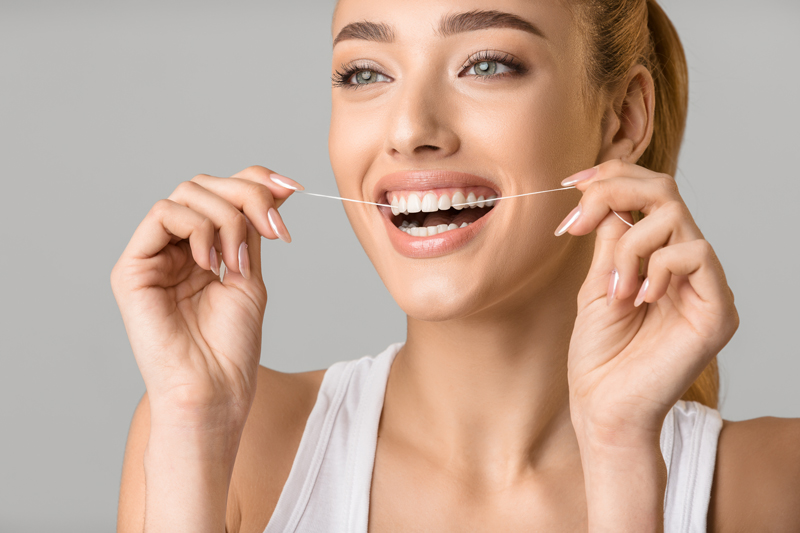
554;204;582;236
607;269;619;306
634;278;650;307
269;173;305;191
238;242;250;280
561;166;599;187
267;207;292;243
209;246;219;276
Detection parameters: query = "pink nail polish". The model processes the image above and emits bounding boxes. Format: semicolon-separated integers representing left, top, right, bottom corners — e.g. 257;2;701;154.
634;278;650;307
267;207;292;243
238;242;250;280
554;204;582;236
209;246;219;276
607;269;619;306
561;166;599;187
269;173;305;191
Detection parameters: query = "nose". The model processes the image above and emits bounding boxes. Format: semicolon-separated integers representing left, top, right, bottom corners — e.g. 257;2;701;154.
384;75;460;160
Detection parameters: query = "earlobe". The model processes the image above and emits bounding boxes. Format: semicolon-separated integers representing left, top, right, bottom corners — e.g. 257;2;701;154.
596;65;656;164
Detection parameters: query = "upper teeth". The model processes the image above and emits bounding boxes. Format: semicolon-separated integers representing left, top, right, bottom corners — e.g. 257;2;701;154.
390;190;497;216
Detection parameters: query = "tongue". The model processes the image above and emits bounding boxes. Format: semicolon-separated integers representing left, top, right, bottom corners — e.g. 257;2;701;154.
422;207;488;227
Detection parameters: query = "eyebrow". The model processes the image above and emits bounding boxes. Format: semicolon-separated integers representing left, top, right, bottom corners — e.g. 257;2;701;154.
333;10;546;48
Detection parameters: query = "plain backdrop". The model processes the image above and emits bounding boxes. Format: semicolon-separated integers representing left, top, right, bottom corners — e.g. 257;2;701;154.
1;0;798;530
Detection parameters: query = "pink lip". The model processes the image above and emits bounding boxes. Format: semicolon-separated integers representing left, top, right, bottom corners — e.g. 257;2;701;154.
373;170;501;259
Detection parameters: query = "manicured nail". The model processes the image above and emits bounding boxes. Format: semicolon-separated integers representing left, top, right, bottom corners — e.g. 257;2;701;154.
267;207;292;243
269;173;305;191
607;269;619;306
238;242;250;280
554;204;582;236
561;166;599;187
634;278;650;307
209;246;219;276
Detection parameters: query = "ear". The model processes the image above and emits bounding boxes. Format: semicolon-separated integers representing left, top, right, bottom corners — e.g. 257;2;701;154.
596;64;656;165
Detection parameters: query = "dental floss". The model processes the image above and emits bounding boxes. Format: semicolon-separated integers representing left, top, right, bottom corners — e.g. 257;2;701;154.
283;185;634;227
291;186;578;208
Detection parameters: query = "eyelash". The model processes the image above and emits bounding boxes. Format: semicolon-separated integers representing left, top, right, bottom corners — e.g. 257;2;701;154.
331;50;527;90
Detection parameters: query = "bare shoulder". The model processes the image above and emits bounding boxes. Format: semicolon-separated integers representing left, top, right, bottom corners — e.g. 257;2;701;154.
227;365;327;533
116;365;326;533
708;416;800;532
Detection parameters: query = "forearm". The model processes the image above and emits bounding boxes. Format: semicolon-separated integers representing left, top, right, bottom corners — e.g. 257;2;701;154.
578;439;667;533
143;426;242;533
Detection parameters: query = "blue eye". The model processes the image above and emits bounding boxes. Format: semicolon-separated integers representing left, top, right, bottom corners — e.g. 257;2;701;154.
467;60;513;77
349;69;389;85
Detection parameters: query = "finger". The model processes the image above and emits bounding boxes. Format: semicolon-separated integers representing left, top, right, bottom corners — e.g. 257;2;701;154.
221;215;264;285
575;209;630;310
638;239;731;308
125;199;216;271
230;165;298;205
559;175;684;238
563;158;662;188
612;201;704;300
188;174;281;241
168;180;249;277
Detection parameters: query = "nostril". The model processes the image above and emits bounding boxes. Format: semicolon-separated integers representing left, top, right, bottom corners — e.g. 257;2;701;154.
416;145;439;152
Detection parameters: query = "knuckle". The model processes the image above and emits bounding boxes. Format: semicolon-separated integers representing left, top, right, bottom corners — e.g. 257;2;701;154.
648;246;665;269
229;211;247;233
243;165;270;177
173;180;198;196
191;173;210;182
614;232;635;256
150;198;174;217
583;180;607;202
600;158;627;177
657;175;679;195
245;180;272;202
694;238;715;258
199;217;215;234
661;199;687;220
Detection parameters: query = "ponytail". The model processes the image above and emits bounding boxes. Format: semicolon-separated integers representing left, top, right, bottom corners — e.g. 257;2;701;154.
573;0;719;408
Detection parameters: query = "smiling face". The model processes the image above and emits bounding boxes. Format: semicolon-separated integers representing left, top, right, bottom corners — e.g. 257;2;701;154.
329;0;605;321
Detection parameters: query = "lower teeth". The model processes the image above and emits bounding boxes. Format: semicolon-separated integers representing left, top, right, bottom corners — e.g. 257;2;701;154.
400;221;471;236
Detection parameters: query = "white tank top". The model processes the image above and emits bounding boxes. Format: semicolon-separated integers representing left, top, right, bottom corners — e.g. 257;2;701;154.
264;342;722;533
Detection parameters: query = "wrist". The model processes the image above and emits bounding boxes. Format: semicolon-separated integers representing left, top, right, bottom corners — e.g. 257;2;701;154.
142;428;241;533
145;424;243;467
577;438;667;533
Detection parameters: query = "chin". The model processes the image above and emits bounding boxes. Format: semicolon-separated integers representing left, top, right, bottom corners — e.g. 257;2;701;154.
374;257;507;322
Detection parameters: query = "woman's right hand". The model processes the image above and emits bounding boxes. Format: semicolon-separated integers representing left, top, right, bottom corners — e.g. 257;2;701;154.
111;165;296;432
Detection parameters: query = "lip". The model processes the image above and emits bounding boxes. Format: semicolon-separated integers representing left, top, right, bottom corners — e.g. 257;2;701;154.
373;170;501;259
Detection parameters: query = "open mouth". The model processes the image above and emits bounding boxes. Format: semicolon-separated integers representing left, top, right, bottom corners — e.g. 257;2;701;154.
383;186;498;237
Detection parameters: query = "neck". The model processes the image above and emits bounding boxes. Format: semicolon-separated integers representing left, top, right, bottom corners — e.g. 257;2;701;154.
380;252;588;485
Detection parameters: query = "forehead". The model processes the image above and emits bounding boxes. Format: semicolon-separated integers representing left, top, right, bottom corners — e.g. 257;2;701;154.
332;0;575;52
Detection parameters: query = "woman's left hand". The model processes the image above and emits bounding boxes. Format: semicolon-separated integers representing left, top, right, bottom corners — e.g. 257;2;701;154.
557;159;739;448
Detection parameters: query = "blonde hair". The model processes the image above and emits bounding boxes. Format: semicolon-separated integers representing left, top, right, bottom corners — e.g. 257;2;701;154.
571;0;719;408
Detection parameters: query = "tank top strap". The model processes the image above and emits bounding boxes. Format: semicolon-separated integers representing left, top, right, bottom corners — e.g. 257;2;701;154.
660;399;723;532
264;342;403;533
266;345;721;533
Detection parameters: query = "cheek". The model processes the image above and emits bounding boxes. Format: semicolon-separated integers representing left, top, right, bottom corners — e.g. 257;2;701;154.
329;100;386;198
458;83;589;186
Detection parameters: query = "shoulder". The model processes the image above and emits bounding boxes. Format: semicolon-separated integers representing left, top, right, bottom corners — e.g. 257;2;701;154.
708;416;800;532
227;365;327;533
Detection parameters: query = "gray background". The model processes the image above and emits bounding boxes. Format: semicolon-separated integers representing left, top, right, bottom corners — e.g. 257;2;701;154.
1;0;798;530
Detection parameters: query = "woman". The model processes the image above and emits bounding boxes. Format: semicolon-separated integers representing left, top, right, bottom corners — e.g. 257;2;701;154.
112;0;800;531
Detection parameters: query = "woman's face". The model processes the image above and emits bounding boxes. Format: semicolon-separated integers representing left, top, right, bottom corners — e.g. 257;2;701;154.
329;0;603;321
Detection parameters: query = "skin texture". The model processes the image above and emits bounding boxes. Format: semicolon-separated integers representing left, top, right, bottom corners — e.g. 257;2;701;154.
114;0;800;531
